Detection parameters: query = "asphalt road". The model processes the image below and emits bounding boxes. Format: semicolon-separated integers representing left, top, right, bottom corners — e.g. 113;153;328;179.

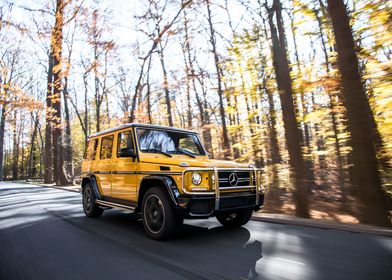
1;182;391;280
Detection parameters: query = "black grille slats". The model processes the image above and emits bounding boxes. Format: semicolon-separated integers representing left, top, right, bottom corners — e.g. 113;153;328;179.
218;171;254;188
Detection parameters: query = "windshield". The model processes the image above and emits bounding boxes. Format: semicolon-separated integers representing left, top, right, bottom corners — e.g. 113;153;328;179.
136;128;206;156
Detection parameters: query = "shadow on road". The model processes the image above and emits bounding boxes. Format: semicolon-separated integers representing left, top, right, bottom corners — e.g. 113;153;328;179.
85;211;265;279
2;184;391;280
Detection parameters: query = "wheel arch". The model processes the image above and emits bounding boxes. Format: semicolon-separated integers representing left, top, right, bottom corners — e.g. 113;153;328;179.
81;176;101;199
136;176;179;211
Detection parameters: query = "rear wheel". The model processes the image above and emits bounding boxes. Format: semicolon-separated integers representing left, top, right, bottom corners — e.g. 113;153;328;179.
216;209;253;228
142;187;182;240
82;183;103;218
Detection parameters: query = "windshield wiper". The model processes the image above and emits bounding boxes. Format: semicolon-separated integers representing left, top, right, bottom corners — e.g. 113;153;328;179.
177;148;196;158
144;149;172;157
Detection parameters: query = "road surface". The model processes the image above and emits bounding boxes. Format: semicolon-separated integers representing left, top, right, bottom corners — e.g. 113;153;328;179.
1;182;391;280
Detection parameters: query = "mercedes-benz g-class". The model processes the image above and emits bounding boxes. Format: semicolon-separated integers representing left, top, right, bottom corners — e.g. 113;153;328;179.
81;124;264;240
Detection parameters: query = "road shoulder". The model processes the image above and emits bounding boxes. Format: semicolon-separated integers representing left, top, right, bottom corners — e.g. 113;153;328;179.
252;212;392;237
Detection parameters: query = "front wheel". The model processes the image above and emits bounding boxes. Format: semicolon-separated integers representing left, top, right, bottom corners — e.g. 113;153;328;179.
216;209;253;228
142;187;182;240
82;183;103;218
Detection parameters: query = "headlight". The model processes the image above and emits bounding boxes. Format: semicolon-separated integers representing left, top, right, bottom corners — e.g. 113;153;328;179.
191;172;202;185
211;174;216;185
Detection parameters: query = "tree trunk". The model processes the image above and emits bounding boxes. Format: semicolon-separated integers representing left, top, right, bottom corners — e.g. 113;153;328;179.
158;46;173;127
0;104;6;181
206;0;230;158
146;55;153;124
51;0;70;186
183;10;193;129
195;75;213;156
267;0;310;218
27;113;39;179
264;81;281;164
63;77;74;182
327;0;390;226
44;51;54;184
12;111;18;180
83;73;89;143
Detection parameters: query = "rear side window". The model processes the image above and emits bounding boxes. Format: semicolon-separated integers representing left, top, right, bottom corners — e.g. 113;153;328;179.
85;139;98;160
100;135;114;159
118;130;134;158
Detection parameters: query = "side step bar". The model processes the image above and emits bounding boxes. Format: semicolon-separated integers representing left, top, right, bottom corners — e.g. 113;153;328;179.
96;199;136;211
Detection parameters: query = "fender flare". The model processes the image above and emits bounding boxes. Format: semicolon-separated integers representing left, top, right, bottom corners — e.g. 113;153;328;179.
81;176;102;199
139;175;179;207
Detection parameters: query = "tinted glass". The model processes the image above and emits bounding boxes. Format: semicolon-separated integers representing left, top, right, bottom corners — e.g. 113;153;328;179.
179;137;199;154
117;131;134;158
100;135;114;159
85;139;98;160
137;128;205;156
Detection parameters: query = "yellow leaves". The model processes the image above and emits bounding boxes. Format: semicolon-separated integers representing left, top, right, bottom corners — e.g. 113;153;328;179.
304;109;328;123
293;0;316;21
313;150;329;156
0;83;43;112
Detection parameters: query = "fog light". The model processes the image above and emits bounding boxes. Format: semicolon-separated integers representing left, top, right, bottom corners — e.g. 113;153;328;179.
191;172;202;185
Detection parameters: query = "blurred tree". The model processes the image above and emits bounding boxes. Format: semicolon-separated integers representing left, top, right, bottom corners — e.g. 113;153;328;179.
327;0;390;226
266;0;310;218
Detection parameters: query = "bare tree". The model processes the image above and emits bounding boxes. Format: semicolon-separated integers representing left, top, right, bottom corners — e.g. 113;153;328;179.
205;0;230;158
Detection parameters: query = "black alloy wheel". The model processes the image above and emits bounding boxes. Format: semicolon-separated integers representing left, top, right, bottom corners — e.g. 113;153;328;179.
142;187;182;240
82;183;103;218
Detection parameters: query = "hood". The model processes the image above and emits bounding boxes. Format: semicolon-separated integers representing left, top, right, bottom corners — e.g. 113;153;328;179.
140;154;249;169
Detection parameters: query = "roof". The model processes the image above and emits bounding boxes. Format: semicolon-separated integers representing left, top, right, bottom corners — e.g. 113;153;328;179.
88;123;197;138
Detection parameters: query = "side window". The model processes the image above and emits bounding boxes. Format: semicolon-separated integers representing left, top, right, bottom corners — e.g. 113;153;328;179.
117;130;135;158
100;135;114;160
85;139;98;160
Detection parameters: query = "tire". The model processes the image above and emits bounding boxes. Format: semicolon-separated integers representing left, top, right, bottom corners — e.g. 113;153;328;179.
142;187;182;240
82;183;103;218
216;209;253;228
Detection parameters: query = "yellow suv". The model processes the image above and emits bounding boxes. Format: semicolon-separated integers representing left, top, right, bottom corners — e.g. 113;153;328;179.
81;124;264;240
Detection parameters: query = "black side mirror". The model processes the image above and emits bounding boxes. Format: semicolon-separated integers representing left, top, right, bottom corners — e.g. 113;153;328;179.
119;148;136;158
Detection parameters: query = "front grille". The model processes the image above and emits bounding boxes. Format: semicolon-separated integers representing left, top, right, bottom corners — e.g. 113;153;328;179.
218;171;254;188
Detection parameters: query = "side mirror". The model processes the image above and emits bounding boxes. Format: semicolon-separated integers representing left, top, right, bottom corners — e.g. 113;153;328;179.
118;148;136;158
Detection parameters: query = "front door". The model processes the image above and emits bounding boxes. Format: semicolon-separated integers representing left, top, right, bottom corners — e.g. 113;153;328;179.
111;129;138;202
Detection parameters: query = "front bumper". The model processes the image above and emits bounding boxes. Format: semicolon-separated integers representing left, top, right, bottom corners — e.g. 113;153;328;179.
175;192;264;218
176;167;264;218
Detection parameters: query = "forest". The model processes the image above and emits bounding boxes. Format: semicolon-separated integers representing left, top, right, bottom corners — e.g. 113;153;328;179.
0;0;391;227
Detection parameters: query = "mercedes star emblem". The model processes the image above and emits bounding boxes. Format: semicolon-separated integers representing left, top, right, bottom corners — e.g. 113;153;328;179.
228;173;238;186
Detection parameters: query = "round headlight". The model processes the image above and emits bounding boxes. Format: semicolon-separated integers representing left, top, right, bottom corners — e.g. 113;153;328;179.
191;172;202;185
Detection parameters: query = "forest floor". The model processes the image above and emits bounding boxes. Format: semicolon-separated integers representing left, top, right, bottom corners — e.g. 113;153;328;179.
263;184;360;224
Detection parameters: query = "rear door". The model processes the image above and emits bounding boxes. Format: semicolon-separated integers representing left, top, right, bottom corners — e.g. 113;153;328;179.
95;135;114;197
